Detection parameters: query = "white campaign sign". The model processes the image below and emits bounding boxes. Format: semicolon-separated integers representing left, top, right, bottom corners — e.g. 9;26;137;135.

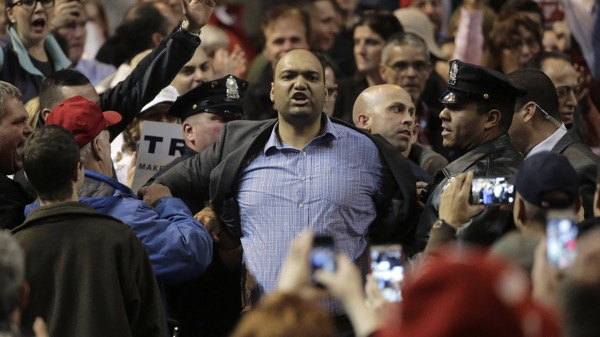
131;121;184;193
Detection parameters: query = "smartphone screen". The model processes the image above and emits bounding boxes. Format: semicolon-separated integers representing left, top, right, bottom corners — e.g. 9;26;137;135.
546;210;578;269
470;177;515;205
370;245;404;302
310;236;336;286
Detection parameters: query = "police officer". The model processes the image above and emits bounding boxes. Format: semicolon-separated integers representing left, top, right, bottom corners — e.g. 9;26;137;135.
147;74;248;337
152;74;248;179
417;60;526;250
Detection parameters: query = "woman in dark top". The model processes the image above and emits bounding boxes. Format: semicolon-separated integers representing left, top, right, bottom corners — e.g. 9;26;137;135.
2;0;71;103
333;11;403;122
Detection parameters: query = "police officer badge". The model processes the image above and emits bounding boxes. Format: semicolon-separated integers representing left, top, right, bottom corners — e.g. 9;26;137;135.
448;61;459;85
226;76;240;99
441;176;456;193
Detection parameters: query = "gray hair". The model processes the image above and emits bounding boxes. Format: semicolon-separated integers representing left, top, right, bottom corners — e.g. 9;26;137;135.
381;32;429;65
0;231;25;320
79;131;108;163
0;82;23;120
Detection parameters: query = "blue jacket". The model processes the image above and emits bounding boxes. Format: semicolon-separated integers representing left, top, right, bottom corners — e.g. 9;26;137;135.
26;170;213;285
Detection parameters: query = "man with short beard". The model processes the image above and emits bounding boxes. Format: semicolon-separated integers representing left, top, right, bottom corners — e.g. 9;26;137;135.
145;50;416;332
417;60;525;250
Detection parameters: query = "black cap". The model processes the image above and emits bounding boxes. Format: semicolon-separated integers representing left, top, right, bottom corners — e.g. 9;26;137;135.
168;74;248;120
440;60;527;105
513;151;579;208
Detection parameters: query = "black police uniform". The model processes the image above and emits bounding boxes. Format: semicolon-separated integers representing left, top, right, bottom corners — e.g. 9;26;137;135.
417;60;526;250
154;75;248;337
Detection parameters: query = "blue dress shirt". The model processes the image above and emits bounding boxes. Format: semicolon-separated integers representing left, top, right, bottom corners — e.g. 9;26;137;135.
236;116;388;302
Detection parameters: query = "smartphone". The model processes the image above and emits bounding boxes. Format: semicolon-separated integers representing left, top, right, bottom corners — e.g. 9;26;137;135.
310;236;336;286
370;245;404;302
546;209;578;269
470;177;515;205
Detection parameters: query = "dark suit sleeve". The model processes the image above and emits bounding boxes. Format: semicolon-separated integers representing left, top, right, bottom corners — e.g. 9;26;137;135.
577;160;598;219
368;135;418;251
561;143;600;219
0;176;34;230
0;196;25;230
154;123;227;213
103;28;201;141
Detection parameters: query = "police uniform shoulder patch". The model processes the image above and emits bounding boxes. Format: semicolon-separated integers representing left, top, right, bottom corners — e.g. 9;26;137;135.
449;61;459;85
226;76;240;99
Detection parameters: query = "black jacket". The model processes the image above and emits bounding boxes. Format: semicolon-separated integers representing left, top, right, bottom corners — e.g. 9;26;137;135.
243;65;277;121
12;25;202;205
333;75;368;123
101;27;200;142
0;174;34;230
551;129;600;219
155;116;418;248
417;134;522;250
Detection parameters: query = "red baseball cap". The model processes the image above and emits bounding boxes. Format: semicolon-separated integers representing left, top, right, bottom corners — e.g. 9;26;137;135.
46;96;121;148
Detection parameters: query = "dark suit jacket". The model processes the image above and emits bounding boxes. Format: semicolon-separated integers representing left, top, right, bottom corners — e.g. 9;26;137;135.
333;75;368;123
418;134;522;250
155;116;418;249
552;129;600;219
0;174;34;230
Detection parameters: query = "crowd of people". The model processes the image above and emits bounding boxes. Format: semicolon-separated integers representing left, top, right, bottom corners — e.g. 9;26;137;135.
0;0;599;336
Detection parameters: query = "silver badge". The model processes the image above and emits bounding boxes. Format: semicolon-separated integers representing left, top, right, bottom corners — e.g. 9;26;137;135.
226;76;240;99
441;176;456;194
449;61;459;85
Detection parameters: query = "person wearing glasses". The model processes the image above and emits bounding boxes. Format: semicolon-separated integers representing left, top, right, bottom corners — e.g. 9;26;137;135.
528;51;583;129
528;51;600;154
507;68;600;220
2;0;72;103
380;32;447;157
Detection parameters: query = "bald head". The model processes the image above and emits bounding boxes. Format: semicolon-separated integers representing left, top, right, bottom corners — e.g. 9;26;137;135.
353;84;416;152
353;85;413;124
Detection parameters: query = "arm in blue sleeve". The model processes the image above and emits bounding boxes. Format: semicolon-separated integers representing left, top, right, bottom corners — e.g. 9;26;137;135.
129;196;213;285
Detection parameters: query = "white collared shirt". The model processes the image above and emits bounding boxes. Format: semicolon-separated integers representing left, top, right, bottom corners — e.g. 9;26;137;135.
526;125;568;158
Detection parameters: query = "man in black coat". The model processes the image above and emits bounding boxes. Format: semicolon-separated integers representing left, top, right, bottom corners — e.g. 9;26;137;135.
147;75;248;337
418;60;526;250
508;69;600;220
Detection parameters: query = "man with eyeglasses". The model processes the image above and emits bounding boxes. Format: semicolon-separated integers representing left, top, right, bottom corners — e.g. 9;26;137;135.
417;59;525;251
508;68;600;219
379;32;446;157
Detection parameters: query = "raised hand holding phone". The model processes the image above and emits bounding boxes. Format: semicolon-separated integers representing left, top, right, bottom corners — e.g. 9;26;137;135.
439;171;485;229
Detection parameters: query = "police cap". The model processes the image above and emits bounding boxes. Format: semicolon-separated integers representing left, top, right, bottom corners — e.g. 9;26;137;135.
168;74;248;120
440;60;526;105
